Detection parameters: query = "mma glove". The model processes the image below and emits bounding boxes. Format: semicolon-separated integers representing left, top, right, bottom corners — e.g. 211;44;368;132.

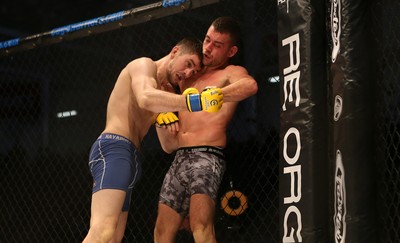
183;87;223;112
155;112;179;127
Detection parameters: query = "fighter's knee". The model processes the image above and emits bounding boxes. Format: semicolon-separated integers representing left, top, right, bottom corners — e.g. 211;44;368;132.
154;223;165;239
154;224;168;243
108;231;123;243
87;221;117;243
191;223;207;234
154;220;181;243
191;223;215;243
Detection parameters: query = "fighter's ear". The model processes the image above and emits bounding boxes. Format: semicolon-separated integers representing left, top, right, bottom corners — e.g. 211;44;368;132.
227;45;238;58
170;46;179;58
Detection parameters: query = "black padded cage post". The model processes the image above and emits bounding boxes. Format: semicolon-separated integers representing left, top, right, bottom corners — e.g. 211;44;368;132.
328;0;379;242
277;0;329;242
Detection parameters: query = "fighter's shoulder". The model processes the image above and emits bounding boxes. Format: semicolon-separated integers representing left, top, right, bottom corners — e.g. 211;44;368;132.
126;57;156;69
224;64;248;73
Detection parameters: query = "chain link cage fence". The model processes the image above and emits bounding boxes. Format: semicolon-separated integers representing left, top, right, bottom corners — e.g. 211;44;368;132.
375;1;400;242
0;0;280;242
1;0;399;242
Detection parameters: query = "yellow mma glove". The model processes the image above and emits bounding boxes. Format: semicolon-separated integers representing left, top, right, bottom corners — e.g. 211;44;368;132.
183;87;223;112
183;88;200;112
201;86;223;112
155;112;179;127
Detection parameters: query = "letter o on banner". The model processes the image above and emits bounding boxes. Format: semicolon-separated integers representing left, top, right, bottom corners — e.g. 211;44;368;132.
283;127;301;165
221;190;248;216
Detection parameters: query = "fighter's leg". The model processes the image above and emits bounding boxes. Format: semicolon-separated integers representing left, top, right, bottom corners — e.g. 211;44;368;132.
154;203;183;243
154;153;187;243
189;194;216;243
83;189;126;243
186;150;225;243
85;136;140;243
109;211;128;243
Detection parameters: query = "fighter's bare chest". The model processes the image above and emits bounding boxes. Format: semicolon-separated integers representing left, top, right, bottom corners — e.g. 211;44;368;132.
184;74;228;91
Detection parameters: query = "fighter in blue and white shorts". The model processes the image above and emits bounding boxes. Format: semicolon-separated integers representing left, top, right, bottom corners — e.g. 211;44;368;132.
88;133;142;211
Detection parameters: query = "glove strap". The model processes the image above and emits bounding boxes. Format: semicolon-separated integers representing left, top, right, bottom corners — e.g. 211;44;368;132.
186;94;202;112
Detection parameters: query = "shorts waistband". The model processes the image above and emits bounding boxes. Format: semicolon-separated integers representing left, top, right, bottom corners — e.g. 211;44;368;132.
177;146;225;158
98;133;132;145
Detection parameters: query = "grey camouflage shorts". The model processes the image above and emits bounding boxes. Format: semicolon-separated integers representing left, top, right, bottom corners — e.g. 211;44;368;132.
159;146;226;217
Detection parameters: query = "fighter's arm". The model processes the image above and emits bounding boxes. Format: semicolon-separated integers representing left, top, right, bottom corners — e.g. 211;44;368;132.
125;58;188;113
155;125;179;154
221;65;258;102
125;58;223;113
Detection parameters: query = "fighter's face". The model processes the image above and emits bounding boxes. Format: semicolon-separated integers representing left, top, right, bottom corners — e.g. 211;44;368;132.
202;26;236;67
168;53;202;85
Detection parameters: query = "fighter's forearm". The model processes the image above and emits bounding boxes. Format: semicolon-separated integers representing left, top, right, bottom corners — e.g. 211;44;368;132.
139;90;188;113
156;126;179;154
221;78;258;102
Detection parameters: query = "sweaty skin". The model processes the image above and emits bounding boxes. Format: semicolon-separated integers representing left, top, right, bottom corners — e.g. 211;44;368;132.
83;38;203;243
103;54;200;150
154;19;258;243
157;64;257;153
178;66;247;148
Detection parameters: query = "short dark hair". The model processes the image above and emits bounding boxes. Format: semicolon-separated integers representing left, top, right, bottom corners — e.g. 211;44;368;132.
176;37;203;63
211;16;241;46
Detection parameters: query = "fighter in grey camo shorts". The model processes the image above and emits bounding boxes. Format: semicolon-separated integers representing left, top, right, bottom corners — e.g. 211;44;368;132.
159;146;226;217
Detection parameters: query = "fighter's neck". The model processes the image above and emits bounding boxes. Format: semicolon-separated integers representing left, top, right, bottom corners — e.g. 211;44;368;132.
155;57;168;84
204;61;230;72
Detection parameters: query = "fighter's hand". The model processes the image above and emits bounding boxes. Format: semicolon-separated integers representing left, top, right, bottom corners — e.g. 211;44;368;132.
183;87;223;112
201;87;223;112
155;112;179;127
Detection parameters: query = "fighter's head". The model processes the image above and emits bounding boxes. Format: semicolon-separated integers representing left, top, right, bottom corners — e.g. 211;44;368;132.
202;16;241;68
167;37;203;85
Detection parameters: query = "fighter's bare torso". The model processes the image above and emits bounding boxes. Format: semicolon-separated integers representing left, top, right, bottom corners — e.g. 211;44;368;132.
103;58;175;149
178;66;239;148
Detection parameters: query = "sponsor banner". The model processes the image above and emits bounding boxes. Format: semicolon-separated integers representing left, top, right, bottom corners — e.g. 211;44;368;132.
277;0;329;242
329;0;378;242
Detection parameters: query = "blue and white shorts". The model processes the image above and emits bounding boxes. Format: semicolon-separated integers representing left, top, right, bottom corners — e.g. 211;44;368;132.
88;133;142;211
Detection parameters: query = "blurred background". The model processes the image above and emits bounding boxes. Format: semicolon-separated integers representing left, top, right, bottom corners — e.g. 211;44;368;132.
0;0;280;242
0;0;158;41
1;0;399;242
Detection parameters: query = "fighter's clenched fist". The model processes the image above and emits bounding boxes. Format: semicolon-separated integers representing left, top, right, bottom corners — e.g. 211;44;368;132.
155;112;179;127
183;87;223;112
